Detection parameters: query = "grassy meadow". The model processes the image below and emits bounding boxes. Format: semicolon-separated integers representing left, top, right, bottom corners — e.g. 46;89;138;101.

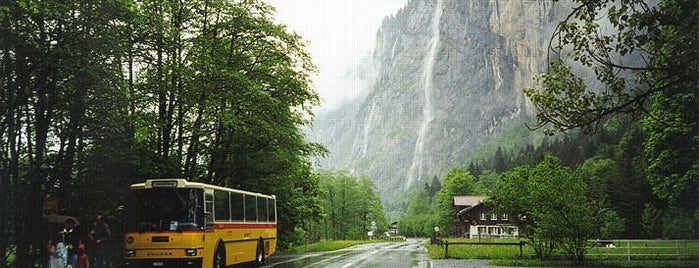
280;239;383;254
426;238;699;267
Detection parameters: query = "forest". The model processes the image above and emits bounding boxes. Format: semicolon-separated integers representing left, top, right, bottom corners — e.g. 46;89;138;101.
305;171;387;243
396;121;691;235
0;0;331;266
396;120;695;262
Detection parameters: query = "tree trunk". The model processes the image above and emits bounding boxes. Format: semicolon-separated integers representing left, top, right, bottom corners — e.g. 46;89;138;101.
185;105;205;176
14;13;56;265
0;14;14;265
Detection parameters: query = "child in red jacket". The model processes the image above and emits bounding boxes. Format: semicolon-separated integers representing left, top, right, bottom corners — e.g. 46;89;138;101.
76;243;90;268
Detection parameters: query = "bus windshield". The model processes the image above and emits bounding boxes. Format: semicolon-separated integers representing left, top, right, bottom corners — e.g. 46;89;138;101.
126;188;204;232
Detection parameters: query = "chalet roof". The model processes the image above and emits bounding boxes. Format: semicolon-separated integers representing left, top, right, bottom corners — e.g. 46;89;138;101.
454;196;487;217
453;196;487;207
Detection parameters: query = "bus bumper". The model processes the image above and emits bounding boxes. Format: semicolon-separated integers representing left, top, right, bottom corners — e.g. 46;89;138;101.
124;258;203;267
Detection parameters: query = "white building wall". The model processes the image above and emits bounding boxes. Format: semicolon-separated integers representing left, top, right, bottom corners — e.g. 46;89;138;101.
468;225;519;238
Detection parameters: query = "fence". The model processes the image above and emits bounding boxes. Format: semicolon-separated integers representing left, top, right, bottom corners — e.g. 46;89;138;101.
587;240;697;261
385;236;406;242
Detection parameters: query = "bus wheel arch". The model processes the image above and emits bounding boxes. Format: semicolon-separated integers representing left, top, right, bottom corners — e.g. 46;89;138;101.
213;240;226;268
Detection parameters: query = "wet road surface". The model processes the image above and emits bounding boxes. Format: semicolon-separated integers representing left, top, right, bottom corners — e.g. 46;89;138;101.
263;239;431;268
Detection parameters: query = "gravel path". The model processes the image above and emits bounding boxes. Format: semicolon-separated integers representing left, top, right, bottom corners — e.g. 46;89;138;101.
430;259;492;267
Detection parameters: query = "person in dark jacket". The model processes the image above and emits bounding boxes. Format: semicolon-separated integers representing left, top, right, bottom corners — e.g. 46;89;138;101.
89;213;111;268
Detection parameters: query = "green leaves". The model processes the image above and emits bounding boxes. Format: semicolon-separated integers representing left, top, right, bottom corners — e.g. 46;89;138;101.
643;89;698;204
491;155;613;262
311;171;386;241
434;168;477;235
532;0;698;235
1;0;324;259
528;0;670;134
128;0;321;202
525;59;595;135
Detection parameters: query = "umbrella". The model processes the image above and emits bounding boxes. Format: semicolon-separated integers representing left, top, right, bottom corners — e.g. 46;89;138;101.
47;214;80;226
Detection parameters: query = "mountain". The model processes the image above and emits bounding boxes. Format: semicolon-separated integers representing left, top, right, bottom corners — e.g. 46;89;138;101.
308;0;573;199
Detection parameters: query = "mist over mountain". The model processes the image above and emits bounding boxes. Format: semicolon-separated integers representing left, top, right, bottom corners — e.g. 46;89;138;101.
308;0;574;199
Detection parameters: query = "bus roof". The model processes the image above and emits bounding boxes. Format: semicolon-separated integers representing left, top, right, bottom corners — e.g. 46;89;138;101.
130;178;275;199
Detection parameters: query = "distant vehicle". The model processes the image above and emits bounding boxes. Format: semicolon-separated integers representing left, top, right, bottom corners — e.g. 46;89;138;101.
124;178;277;267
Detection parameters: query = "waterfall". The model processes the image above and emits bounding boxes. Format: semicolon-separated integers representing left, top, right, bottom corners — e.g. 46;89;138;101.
391;37;399;60
406;0;443;189
361;100;377;158
492;46;503;91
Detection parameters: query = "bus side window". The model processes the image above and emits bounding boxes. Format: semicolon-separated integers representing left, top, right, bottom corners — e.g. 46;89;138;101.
245;195;257;222
230;193;244;221
257;198;267;222
267;198;276;222
214;190;230;222
204;192;214;230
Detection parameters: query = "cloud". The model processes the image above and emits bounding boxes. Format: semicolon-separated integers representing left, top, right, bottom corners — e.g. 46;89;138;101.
269;0;407;112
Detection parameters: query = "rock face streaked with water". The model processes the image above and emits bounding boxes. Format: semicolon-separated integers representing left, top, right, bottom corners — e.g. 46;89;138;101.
308;0;572;199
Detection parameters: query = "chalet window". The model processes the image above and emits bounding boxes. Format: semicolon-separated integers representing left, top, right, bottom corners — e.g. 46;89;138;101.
502;227;513;235
480;213;486;220
490;213;497;220
502;213;509;220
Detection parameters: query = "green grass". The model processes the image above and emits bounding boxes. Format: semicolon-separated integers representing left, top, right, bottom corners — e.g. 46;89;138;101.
427;238;530;259
587;240;699;260
426;238;699;267
281;239;382;254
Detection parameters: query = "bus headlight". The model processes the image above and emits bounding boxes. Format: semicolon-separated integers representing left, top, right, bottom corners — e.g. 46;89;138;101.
125;250;136;257
185;249;197;256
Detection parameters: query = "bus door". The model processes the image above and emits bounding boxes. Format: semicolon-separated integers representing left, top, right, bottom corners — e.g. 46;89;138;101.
204;191;214;231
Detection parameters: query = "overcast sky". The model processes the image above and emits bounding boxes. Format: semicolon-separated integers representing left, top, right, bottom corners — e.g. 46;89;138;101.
268;0;408;112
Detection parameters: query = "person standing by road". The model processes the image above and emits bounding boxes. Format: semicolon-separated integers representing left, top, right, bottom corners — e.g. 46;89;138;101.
76;243;90;268
61;218;80;268
46;238;66;268
90;213;111;268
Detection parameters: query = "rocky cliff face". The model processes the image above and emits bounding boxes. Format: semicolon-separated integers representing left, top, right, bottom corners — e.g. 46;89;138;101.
308;0;572;199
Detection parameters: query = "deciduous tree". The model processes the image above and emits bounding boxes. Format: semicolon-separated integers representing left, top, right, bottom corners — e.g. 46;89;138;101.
491;155;613;262
434;167;477;236
525;0;697;237
314;171;386;240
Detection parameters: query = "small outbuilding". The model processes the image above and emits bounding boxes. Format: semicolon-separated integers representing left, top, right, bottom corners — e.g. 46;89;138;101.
388;222;399;236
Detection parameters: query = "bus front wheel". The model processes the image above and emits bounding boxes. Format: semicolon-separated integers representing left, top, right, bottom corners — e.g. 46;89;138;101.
214;242;226;268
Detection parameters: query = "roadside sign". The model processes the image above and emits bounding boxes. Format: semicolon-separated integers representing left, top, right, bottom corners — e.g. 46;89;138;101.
43;197;59;217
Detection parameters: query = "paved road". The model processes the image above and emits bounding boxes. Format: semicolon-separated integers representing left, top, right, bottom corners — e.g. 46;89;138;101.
262;239;496;268
263;239;432;268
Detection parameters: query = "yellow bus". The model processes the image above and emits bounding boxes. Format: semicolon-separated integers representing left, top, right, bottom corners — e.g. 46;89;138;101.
124;178;277;267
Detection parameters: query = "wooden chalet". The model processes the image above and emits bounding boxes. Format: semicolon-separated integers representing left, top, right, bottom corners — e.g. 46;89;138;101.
453;196;519;238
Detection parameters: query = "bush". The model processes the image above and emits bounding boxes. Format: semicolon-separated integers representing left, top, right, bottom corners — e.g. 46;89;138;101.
663;208;696;239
